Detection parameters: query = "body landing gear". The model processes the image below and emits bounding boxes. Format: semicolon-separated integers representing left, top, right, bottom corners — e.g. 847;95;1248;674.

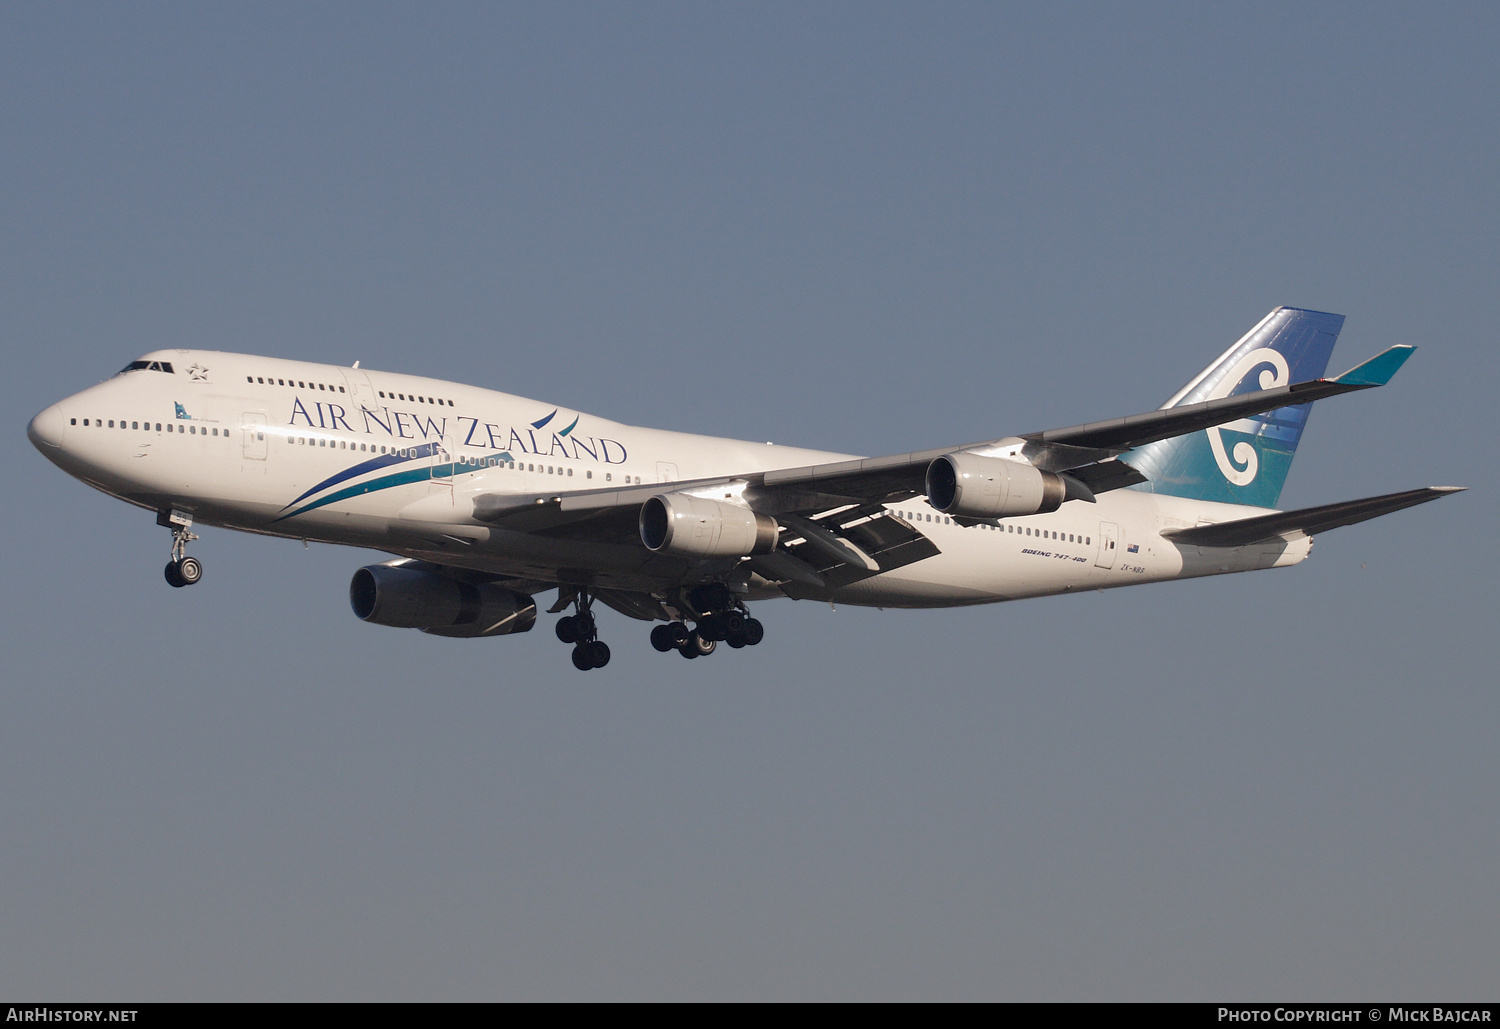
158;508;202;588
555;591;610;670
649;585;765;660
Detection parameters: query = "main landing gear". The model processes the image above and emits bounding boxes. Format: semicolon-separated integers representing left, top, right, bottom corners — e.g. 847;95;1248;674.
158;508;202;588
555;591;611;671
649;584;765;660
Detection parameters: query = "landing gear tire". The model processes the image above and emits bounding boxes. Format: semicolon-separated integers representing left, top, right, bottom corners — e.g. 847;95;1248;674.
650;625;677;652
726;632;746;649
679;631;716;659
572;640;611;670
164;557;201;588
742;617;764;646
556;615;579;644
177;556;202;585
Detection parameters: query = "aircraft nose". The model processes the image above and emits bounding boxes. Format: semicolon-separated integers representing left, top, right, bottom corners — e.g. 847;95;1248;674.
27;403;67;452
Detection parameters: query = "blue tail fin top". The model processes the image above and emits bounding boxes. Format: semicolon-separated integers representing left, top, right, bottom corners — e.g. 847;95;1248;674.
1124;307;1345;508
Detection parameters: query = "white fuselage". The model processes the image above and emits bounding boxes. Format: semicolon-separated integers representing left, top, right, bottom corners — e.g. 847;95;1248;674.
28;350;1310;608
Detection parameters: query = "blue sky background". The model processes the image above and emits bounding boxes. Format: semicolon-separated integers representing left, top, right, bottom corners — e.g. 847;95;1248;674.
2;3;1495;1000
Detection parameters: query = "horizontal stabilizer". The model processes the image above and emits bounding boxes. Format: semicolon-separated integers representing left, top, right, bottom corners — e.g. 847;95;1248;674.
1161;486;1465;548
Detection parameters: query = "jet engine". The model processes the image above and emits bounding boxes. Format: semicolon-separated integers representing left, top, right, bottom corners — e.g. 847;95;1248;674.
639;493;779;558
349;565;536;637
925;453;1071;518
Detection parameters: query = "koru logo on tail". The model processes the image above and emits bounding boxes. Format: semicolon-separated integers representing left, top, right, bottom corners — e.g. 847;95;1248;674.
1204;348;1289;486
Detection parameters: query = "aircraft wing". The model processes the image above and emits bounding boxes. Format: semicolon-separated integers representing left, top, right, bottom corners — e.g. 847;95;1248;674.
751;344;1413;502
1160;486;1464;548
471;344;1413;532
474;346;1410;525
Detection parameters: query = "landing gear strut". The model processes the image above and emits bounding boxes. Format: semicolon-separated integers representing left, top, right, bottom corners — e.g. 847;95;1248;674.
158;508;202;588
555;590;610;670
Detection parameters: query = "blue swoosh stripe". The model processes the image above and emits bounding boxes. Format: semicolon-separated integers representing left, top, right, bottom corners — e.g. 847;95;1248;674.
274;466;435;522
281;445;436;509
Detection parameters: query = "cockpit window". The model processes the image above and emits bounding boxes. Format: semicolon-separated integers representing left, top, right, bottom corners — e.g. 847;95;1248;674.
118;360;175;374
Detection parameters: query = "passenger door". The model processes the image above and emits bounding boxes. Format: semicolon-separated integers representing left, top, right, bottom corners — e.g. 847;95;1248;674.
242;412;268;461
1095;521;1119;569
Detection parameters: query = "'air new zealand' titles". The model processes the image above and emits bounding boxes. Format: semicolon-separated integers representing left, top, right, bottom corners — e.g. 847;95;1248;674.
28;307;1463;671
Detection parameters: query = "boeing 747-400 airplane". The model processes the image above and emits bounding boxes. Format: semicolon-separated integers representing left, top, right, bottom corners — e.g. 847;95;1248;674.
28;307;1462;670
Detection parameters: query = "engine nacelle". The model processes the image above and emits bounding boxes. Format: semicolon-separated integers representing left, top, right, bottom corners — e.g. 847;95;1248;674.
639;493;779;558
349;565;536;637
926;452;1068;518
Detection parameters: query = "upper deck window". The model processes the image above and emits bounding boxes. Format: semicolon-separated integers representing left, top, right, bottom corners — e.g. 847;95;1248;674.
118;360;175;375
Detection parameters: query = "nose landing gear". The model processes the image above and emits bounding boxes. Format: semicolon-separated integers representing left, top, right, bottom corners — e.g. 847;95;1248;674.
555;590;610;670
158;508;202;588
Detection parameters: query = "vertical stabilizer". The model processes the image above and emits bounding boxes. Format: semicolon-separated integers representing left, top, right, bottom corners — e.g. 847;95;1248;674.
1124;307;1345;508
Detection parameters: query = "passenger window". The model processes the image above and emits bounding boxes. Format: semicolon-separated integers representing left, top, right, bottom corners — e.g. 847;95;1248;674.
156;423;162;431
246;376;253;383
606;473;612;482
318;384;325;390
567;468;573;476
132;422;138;429
278;379;285;386
257;377;264;384
109;420;115;427
339;386;345;392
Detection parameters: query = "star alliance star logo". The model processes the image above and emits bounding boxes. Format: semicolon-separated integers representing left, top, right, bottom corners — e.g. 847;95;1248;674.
187;363;210;381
